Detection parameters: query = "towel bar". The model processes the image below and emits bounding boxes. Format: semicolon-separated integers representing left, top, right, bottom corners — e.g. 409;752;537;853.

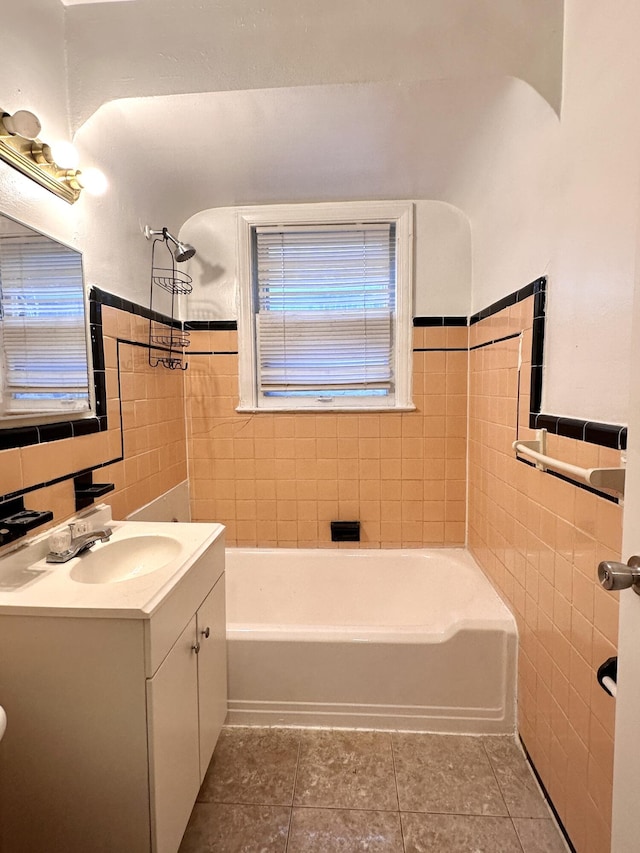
512;429;625;495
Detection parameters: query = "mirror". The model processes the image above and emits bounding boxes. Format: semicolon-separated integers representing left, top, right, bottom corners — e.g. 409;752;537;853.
0;213;91;428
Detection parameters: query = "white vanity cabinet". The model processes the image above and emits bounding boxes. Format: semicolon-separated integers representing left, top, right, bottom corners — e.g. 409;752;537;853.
148;614;201;853
0;524;226;853
147;575;227;853
195;579;228;777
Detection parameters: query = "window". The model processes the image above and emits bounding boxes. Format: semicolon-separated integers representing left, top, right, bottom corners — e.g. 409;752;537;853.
0;226;90;424
237;202;413;411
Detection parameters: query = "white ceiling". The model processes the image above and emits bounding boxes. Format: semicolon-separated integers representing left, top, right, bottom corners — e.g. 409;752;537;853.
75;76;557;227
64;0;564;131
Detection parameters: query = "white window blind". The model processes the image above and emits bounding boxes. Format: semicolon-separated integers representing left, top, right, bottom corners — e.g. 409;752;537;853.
0;235;90;418
254;223;396;400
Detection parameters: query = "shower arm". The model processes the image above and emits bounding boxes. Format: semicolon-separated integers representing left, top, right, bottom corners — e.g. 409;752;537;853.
144;224;196;263
144;225;176;245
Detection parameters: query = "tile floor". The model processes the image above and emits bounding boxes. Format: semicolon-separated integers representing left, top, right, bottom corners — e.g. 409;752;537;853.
179;727;569;852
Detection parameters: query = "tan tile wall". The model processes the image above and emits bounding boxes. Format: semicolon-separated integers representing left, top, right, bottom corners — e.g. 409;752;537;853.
468;295;622;853
0;289;624;852
99;307;188;520
0;305;187;542
186;326;468;547
0;430;116;537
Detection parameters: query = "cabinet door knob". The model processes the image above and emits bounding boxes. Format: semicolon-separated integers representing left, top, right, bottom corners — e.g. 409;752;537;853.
192;641;200;654
201;626;210;639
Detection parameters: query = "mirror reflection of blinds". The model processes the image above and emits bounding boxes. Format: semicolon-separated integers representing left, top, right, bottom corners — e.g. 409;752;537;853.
0;236;89;415
255;224;396;395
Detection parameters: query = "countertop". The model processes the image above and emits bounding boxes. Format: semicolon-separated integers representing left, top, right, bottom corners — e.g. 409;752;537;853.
0;511;224;619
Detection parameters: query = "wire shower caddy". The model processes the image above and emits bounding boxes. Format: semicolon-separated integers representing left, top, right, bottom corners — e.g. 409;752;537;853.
148;236;192;370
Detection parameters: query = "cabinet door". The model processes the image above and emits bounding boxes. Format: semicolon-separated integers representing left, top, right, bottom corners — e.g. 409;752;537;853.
147;616;200;853
196;574;228;782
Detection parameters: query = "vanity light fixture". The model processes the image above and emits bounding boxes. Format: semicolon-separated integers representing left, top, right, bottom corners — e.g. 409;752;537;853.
62;166;109;196
1;109;42;139
0;108;106;204
49;140;80;170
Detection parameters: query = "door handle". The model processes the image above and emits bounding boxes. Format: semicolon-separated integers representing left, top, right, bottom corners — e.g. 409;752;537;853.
598;555;640;595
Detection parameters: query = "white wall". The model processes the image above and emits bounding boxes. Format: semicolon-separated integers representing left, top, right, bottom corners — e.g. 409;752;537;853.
1;0;160;310
6;0;636;425
1;0;81;248
414;203;471;317
64;0;564;130
542;0;640;424
465;78;560;312
72;112;179;312
179;201;472;321
467;1;640;425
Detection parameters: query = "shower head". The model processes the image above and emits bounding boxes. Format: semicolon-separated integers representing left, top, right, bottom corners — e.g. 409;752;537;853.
172;239;196;263
144;225;196;263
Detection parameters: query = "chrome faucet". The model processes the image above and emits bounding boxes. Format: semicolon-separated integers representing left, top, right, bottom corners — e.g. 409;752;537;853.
46;526;113;563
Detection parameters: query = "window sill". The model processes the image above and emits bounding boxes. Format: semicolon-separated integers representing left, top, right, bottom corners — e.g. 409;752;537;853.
236;405;417;414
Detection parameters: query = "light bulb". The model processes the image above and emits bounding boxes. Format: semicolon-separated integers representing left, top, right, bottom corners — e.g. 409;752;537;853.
1;109;41;140
49;141;80;170
77;167;108;196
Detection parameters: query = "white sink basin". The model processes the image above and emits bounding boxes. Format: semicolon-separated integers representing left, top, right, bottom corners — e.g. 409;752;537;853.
70;535;182;584
0;509;225;617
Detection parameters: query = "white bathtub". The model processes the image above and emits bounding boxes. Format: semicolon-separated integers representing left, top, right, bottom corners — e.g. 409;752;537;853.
225;548;517;733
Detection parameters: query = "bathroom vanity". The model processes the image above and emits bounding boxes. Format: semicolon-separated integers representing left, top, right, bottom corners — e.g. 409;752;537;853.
0;511;226;853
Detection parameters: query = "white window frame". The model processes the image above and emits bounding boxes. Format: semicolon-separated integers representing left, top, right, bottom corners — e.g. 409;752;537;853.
236;201;414;413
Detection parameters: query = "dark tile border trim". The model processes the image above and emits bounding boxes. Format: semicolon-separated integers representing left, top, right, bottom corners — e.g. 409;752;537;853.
0;288;109;451
529;281;546;415
0;282;628;460
0;288;178;452
470;332;521;351
0;336;128;505
0;286;230;454
0;456;123;506
413;347;468;353
531;412;626;451
189;290;626;457
519;736;578;853
469;277;543;325
0;289;190;504
524;278;627;450
189;351;240;356
183;319;238;331
471;276;627;451
92;287;180;328
413;316;468;327
192;318;467;331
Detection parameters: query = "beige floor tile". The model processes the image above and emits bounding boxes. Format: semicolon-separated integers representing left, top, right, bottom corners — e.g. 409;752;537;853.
401;812;523;853
178;803;290;853
198;727;300;806
483;737;551;819
513;818;570;853
294;730;398;810
190;728;562;852
393;733;508;816
287;807;403;852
